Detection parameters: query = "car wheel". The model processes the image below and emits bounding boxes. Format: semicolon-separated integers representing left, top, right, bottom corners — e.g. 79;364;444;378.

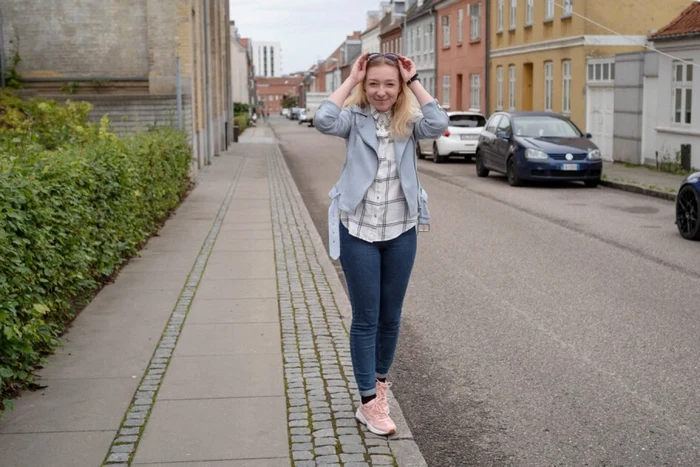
476;151;489;177
507;157;522;187
433;143;445;164
584;179;600;188
416;144;425;160
676;185;700;240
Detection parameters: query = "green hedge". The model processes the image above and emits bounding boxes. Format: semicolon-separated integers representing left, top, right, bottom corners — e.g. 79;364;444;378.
234;113;248;134
0;92;192;412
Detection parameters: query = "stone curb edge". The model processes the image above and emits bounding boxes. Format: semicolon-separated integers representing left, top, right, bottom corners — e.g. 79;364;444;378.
600;180;677;202
269;135;429;467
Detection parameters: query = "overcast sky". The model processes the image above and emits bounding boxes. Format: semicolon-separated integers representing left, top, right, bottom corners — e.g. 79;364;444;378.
230;0;382;74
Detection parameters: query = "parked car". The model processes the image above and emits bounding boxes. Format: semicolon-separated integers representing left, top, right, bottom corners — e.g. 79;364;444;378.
676;171;700;240
298;109;310;124
417;111;486;163
281;108;290;118
475;112;603;187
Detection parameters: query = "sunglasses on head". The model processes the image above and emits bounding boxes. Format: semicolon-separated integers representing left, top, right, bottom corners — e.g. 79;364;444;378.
367;53;399;62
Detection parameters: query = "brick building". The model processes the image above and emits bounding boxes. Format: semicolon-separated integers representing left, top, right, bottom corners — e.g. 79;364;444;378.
435;0;486;112
256;76;304;114
1;0;232;175
379;10;404;54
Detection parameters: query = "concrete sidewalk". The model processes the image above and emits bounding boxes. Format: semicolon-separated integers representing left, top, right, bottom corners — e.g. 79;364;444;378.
602;161;689;201
0;123;426;467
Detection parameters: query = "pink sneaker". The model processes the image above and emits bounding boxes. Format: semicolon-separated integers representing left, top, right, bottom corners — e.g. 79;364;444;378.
376;380;391;415
356;397;397;436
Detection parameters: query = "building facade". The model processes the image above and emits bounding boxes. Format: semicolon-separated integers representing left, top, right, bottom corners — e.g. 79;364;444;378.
435;0;486;111
253;41;282;77
255;76;303;114
361;22;382;55
380;10;404;54
405;0;437;97
1;0;233;175
230;22;250;106
487;0;690;144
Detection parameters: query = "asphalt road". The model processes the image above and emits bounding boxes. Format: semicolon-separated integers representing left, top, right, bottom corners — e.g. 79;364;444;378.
271;116;700;467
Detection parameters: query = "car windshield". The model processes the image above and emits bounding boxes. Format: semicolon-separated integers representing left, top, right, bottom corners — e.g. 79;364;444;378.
513;116;581;138
449;114;486;128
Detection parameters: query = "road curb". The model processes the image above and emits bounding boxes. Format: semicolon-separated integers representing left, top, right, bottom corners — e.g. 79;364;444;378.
270;124;429;467
601;180;677;202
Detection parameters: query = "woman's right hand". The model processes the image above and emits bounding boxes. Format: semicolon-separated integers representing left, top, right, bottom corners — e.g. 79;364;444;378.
349;52;369;86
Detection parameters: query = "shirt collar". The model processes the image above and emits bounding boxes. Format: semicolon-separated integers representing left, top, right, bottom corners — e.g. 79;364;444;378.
370;105;393;121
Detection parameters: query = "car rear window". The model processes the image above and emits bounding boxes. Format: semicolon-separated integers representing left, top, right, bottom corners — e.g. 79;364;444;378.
449;114;486;128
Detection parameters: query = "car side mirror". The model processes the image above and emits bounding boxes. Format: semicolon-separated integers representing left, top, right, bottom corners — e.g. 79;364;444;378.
585;132;592;139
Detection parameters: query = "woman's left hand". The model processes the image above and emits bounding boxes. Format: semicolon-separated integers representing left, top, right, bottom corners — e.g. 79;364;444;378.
398;56;417;83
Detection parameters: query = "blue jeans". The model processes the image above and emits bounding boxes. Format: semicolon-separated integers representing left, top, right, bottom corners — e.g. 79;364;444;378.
339;223;417;397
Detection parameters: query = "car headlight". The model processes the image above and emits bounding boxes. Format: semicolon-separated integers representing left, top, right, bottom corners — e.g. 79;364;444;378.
587;149;602;160
525;149;548;160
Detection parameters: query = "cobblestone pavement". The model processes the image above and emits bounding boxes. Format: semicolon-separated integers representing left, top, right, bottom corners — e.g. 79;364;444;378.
268;143;401;466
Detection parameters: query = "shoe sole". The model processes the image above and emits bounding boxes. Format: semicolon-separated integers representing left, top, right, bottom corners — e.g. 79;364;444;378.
355;408;396;436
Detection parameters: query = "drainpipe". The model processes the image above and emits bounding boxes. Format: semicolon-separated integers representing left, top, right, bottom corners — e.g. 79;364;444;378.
484;0;491;115
203;0;213;165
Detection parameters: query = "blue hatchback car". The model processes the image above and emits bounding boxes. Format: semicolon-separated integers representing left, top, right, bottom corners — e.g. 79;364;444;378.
475;112;603;187
676;171;700;240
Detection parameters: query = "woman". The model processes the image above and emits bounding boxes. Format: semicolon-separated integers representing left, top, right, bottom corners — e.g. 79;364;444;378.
314;52;448;436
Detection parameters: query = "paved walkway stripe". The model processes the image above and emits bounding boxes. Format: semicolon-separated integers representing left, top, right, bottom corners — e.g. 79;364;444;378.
268;143;399;466
101;156;246;466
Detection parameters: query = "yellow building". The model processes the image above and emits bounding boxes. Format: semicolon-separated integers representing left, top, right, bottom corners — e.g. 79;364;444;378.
488;0;690;133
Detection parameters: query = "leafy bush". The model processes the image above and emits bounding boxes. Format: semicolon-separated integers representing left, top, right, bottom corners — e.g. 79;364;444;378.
234;113;248;133
0;92;192;413
233;102;249;115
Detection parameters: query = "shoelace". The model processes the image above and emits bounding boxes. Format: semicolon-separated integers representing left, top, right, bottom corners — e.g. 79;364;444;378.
367;399;391;420
376;382;392;411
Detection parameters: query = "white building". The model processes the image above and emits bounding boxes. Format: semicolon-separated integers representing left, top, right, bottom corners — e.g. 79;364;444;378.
641;3;700;170
405;0;436;97
361;22;381;55
252;41;282;77
230;22;249;105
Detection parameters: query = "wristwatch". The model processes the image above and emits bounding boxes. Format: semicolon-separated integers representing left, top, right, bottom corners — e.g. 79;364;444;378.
406;73;420;86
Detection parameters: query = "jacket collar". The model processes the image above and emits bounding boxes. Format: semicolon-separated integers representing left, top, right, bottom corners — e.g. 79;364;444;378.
351;105;410;166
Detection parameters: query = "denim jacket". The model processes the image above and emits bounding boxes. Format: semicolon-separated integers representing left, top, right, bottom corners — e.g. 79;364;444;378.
313;99;449;259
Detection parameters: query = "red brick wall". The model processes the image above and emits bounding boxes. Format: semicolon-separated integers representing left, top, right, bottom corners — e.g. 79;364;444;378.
256;76;303;114
380;26;402;54
436;0;486;112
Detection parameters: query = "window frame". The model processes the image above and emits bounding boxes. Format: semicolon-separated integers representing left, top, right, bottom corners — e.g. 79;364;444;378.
509;0;517;30
672;60;693;125
562;60;572;115
508;65;516;111
470;3;481;40
545;0;554;20
442;75;451;107
525;0;533;26
544;61;553;112
442;15;451;47
563;0;573;17
496;66;504;110
470;74;481;111
458;9;464;43
497;0;504;32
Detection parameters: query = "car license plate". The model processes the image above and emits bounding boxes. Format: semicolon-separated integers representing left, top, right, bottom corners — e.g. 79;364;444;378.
461;135;476;140
561;164;579;171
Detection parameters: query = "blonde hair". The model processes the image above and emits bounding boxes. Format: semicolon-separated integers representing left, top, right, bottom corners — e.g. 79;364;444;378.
343;57;419;138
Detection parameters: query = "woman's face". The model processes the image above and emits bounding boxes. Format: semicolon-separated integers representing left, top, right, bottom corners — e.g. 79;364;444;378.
365;63;401;112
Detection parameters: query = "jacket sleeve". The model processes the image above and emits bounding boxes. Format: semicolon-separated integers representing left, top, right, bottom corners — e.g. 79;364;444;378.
313;99;353;139
413;100;449;140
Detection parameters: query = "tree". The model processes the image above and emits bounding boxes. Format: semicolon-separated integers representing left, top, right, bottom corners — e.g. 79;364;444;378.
282;96;298;108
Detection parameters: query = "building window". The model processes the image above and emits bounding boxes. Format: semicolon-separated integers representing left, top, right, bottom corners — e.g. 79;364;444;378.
587;61;615;83
509;0;517;29
264;46;268;76
415;26;421;58
442;15;451;47
525;0;533;25
470;74;481;110
458;9;464;43
563;0;573;16
562;60;571;114
544;61;553;112
509;65;516;110
470;3;481;40
546;0;554;19
496;66;504;110
497;0;504;32
442;75;451;107
271;48;275;76
673;61;693;125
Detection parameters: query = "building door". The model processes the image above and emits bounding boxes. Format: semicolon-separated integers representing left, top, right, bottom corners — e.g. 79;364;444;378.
586;60;616;161
522;63;533;111
456;74;463;111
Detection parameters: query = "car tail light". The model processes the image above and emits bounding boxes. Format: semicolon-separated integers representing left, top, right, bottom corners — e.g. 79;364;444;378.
444;130;450;137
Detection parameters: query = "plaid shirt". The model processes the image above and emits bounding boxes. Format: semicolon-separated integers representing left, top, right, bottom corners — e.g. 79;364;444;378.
341;106;417;242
